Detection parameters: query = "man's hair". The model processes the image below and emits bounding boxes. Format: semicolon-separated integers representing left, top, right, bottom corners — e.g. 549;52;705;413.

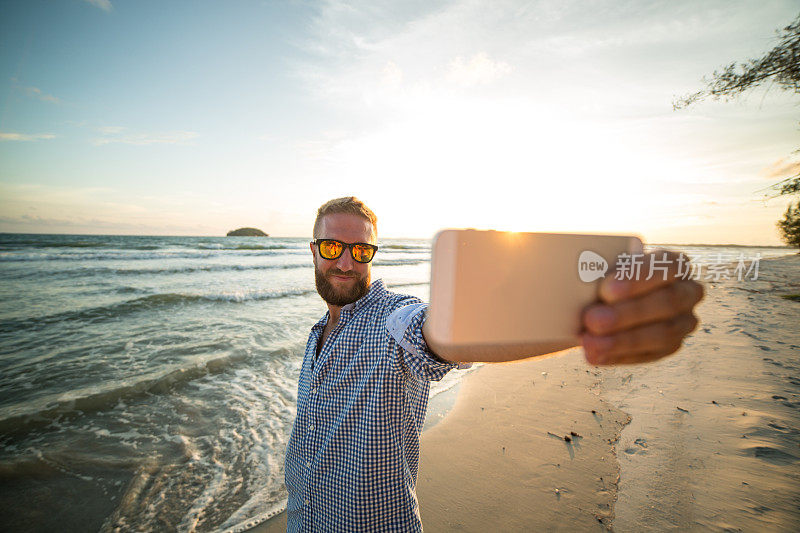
313;196;378;240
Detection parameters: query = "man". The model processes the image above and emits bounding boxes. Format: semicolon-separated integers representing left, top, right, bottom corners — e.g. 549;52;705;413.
285;197;703;532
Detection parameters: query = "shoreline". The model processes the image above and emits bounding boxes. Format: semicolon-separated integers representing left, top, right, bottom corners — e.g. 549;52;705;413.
238;379;468;533
245;350;628;532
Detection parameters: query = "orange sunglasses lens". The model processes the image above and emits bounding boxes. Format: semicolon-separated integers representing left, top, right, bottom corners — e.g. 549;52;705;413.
351;244;375;263
318;239;344;259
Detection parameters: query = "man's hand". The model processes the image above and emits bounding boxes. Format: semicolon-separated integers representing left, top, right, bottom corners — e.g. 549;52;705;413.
581;250;704;365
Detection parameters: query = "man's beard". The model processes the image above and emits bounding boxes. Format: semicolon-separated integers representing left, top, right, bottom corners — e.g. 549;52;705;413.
314;267;370;306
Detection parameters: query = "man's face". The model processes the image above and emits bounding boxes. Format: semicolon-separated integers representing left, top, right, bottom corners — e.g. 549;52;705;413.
312;213;375;307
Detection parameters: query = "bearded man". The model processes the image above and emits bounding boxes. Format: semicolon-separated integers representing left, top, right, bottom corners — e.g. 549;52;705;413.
284;196;703;532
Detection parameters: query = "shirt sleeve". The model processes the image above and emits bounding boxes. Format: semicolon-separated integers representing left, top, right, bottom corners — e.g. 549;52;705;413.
386;302;471;382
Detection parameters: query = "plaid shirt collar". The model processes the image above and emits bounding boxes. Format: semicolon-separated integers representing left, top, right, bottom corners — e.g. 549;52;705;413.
312;279;387;331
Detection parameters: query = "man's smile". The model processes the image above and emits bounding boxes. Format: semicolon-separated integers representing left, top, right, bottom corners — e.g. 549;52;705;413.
328;270;357;282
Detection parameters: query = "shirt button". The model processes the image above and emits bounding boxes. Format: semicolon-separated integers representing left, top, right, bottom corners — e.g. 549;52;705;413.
308;424;314;431
310;387;317;394
304;499;310;505
306;461;312;468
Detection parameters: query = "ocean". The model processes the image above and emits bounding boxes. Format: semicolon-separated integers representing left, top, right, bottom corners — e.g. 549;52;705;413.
0;233;793;532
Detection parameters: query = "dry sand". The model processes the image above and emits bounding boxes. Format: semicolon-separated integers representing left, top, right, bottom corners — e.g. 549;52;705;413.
416;351;628;531
602;254;800;531
246;254;799;532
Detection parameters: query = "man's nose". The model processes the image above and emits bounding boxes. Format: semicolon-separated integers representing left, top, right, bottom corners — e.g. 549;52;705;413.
335;249;355;271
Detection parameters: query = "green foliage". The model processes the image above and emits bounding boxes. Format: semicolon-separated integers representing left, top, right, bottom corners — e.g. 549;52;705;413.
772;175;800;196
777;201;800;249
673;15;800;109
675;13;800;200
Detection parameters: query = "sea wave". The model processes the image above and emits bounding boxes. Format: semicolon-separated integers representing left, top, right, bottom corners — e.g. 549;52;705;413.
380;244;430;250
0;289;317;334
0;242;164;251
2;257;427;280
198;244;300;251
0;248;311;263
2;262;314;280
40;241;110;249
372;258;428;267
0;453;140;481
0;347;295;436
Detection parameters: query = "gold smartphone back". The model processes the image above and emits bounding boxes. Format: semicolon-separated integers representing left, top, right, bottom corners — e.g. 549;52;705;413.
427;229;643;362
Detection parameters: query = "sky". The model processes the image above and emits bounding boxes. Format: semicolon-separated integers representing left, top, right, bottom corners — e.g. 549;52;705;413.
0;0;798;244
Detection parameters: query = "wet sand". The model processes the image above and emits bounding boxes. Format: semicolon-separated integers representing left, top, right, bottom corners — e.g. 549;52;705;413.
247;254;800;532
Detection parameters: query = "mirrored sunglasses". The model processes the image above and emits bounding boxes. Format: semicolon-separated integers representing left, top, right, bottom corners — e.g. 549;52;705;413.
312;239;378;263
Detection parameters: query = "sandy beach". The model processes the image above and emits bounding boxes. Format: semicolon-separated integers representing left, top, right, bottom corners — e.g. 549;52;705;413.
247;254;799;532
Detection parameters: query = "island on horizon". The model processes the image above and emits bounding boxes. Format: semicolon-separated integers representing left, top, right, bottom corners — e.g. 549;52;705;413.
226;227;269;237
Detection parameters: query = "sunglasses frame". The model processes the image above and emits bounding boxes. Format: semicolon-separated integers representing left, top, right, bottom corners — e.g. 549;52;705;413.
312;238;379;263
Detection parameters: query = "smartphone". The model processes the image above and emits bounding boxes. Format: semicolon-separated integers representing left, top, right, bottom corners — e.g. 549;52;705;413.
426;229;644;362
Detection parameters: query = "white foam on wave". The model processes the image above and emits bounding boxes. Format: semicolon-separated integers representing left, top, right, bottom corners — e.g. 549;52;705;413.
85;353;302;532
213;354;479;533
216;498;289;533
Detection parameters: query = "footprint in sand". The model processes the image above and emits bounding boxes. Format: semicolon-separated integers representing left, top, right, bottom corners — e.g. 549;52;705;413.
770;396;799;409
624;438;648;455
746;446;799;466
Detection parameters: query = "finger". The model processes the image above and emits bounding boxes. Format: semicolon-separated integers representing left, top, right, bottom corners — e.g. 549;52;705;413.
583;280;704;335
582;313;699;365
599;249;692;304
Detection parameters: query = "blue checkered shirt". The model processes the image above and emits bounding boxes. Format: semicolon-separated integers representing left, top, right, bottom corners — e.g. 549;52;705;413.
285;279;458;532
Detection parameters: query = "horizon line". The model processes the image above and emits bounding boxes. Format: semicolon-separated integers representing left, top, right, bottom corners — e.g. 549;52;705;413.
0;231;793;249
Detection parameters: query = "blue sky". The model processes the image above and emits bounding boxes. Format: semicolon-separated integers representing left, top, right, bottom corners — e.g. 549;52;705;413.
1;0;798;244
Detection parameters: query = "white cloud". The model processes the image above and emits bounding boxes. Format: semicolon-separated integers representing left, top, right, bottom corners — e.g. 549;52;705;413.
446;53;512;86
24;86;60;103
98;126;126;134
84;0;112;12
0;132;56;141
92;130;198;146
10;79;60;103
761;157;800;180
